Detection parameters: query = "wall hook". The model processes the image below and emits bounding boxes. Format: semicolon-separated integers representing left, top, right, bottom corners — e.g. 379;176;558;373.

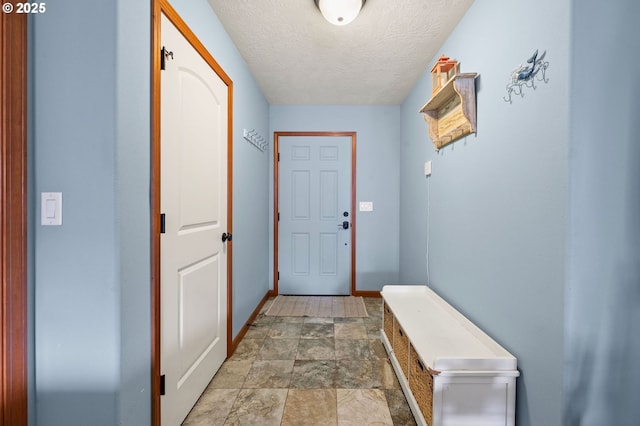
504;49;549;103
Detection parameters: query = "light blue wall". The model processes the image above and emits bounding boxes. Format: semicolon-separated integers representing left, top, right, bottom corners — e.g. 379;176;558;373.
399;0;570;425
116;0;151;423
33;0;153;424
33;1;120;424
31;0;269;424
565;0;640;424
270;106;401;291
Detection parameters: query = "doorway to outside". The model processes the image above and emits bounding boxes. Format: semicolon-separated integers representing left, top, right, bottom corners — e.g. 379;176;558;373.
274;132;356;296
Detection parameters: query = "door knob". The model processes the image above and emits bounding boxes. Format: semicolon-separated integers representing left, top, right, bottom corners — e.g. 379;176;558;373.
222;232;232;242
337;221;349;230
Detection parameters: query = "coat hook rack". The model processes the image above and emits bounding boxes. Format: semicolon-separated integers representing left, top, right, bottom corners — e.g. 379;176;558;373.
243;128;267;152
504;49;549;103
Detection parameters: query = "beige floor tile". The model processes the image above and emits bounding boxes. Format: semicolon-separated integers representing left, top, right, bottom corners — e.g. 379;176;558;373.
281;389;337;426
335;360;382;389
336;389;393;425
224;388;287;426
258;338;299;360
243;360;294;388
228;339;262;361
301;323;335;339
296;337;335;360
368;339;388;360
334;323;368;340
334;317;364;324
365;321;383;339
208;360;252;389
384;389;417;426
268;322;303;338
379;360;401;389
303;317;334;324
290;360;337;388
335;339;371;360
182;388;239;426
272;316;305;323
243;323;271;339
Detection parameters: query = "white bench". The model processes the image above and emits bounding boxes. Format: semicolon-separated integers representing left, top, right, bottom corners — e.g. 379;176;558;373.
381;285;519;426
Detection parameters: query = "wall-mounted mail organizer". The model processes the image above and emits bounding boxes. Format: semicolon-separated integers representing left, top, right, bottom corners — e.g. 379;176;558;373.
243;128;268;152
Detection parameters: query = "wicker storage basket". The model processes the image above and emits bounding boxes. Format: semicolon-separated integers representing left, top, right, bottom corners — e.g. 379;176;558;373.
409;344;434;426
392;320;410;379
383;302;394;345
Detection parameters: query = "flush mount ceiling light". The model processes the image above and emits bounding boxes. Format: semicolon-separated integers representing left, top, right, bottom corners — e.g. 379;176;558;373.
314;0;366;26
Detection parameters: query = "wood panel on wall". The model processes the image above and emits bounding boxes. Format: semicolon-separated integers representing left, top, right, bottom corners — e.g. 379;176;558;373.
0;3;29;425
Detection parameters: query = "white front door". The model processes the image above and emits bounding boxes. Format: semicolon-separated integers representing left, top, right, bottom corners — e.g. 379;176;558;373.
278;135;353;295
160;13;229;426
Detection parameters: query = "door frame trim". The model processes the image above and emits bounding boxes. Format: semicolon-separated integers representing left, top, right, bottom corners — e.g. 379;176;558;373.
151;1;233;424
0;5;28;425
273;131;357;296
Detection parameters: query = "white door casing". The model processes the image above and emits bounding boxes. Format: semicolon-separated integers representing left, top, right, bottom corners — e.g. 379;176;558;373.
160;13;229;426
277;135;353;295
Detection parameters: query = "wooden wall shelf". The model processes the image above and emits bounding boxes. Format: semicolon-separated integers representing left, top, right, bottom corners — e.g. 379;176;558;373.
419;73;478;150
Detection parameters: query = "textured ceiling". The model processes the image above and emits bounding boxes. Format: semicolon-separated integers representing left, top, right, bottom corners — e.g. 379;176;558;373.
207;0;474;105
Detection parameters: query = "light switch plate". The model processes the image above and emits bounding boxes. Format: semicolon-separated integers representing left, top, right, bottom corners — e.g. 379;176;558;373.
41;192;62;226
359;201;373;212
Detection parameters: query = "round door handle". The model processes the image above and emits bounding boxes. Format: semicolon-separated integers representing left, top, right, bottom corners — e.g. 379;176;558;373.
222;232;232;243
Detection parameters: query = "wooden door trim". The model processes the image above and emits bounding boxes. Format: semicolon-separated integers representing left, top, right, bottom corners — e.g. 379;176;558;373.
1;4;28;425
273;131;357;296
151;1;233;424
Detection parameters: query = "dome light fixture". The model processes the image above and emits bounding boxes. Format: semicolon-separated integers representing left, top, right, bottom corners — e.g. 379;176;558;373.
314;0;366;26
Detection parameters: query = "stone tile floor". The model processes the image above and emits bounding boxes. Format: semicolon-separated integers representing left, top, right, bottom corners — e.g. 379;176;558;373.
182;297;417;425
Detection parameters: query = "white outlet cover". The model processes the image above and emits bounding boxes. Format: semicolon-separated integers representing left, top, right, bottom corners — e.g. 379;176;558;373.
424;161;432;176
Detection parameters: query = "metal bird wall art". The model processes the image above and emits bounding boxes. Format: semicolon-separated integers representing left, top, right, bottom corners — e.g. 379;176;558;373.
504;49;549;103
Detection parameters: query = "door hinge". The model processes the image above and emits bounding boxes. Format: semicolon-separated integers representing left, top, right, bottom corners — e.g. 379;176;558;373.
160;46;173;70
160;374;166;396
277;212;280;221
277;152;280;162
278;271;280;280
160;213;166;234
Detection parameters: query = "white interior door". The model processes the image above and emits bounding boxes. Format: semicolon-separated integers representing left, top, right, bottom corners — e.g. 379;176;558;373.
278;136;352;295
160;13;228;426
